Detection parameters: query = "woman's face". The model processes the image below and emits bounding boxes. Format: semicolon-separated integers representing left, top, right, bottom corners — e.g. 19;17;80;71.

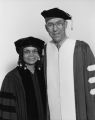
23;46;40;65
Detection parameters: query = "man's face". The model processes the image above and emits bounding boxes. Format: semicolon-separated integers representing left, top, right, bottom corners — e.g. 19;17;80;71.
45;18;67;43
23;46;40;65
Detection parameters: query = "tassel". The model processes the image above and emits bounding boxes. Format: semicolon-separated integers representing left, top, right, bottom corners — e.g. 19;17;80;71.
71;17;73;31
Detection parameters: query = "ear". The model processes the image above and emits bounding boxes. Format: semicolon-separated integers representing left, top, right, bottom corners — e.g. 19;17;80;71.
65;20;68;29
45;24;48;32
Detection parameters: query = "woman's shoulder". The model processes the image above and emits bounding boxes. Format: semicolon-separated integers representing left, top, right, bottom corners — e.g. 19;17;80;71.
5;67;19;78
1;67;20;91
2;67;20;87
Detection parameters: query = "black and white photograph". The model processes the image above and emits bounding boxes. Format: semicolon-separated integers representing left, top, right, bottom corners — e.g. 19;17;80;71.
0;0;95;120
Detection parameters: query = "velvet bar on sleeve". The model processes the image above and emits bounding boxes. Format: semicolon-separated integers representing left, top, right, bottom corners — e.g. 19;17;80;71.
0;91;17;120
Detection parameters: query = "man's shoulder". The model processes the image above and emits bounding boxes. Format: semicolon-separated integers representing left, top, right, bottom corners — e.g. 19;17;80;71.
75;40;89;48
44;39;90;49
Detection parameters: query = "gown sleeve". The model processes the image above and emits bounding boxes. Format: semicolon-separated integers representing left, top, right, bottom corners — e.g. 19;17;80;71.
83;43;95;119
84;43;95;87
0;73;17;120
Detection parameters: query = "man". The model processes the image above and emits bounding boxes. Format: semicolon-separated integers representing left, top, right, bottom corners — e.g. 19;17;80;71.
41;8;95;120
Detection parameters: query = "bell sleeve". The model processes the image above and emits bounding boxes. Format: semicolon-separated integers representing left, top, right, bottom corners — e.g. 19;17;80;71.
83;43;95;119
0;74;17;120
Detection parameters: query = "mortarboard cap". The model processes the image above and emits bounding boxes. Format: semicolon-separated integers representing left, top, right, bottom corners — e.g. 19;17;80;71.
14;36;45;54
41;8;72;21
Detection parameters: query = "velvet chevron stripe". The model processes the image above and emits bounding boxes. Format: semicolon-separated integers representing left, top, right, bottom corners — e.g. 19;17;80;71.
0;92;16;100
0;117;11;120
0;104;16;113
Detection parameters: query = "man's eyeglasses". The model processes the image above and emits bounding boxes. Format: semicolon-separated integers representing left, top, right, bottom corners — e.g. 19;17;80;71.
46;21;65;29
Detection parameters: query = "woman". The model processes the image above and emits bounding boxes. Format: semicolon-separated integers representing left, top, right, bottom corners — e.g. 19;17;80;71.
0;36;47;120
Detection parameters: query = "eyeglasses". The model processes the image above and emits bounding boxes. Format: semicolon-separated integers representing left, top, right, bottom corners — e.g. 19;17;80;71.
46;21;65;29
23;49;38;54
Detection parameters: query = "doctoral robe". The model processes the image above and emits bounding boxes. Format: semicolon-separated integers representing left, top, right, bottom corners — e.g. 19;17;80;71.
0;66;47;120
44;40;95;120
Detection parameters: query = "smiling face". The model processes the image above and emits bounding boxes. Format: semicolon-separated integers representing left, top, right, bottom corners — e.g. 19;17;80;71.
23;46;40;65
45;18;67;43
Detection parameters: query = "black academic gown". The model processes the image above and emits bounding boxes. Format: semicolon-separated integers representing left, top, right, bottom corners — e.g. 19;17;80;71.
0;66;47;120
44;40;95;120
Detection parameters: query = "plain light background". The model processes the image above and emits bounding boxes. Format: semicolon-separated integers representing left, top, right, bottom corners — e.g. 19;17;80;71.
0;0;95;88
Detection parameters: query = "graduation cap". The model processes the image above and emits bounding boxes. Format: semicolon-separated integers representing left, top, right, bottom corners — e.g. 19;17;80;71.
14;36;45;54
41;8;72;21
